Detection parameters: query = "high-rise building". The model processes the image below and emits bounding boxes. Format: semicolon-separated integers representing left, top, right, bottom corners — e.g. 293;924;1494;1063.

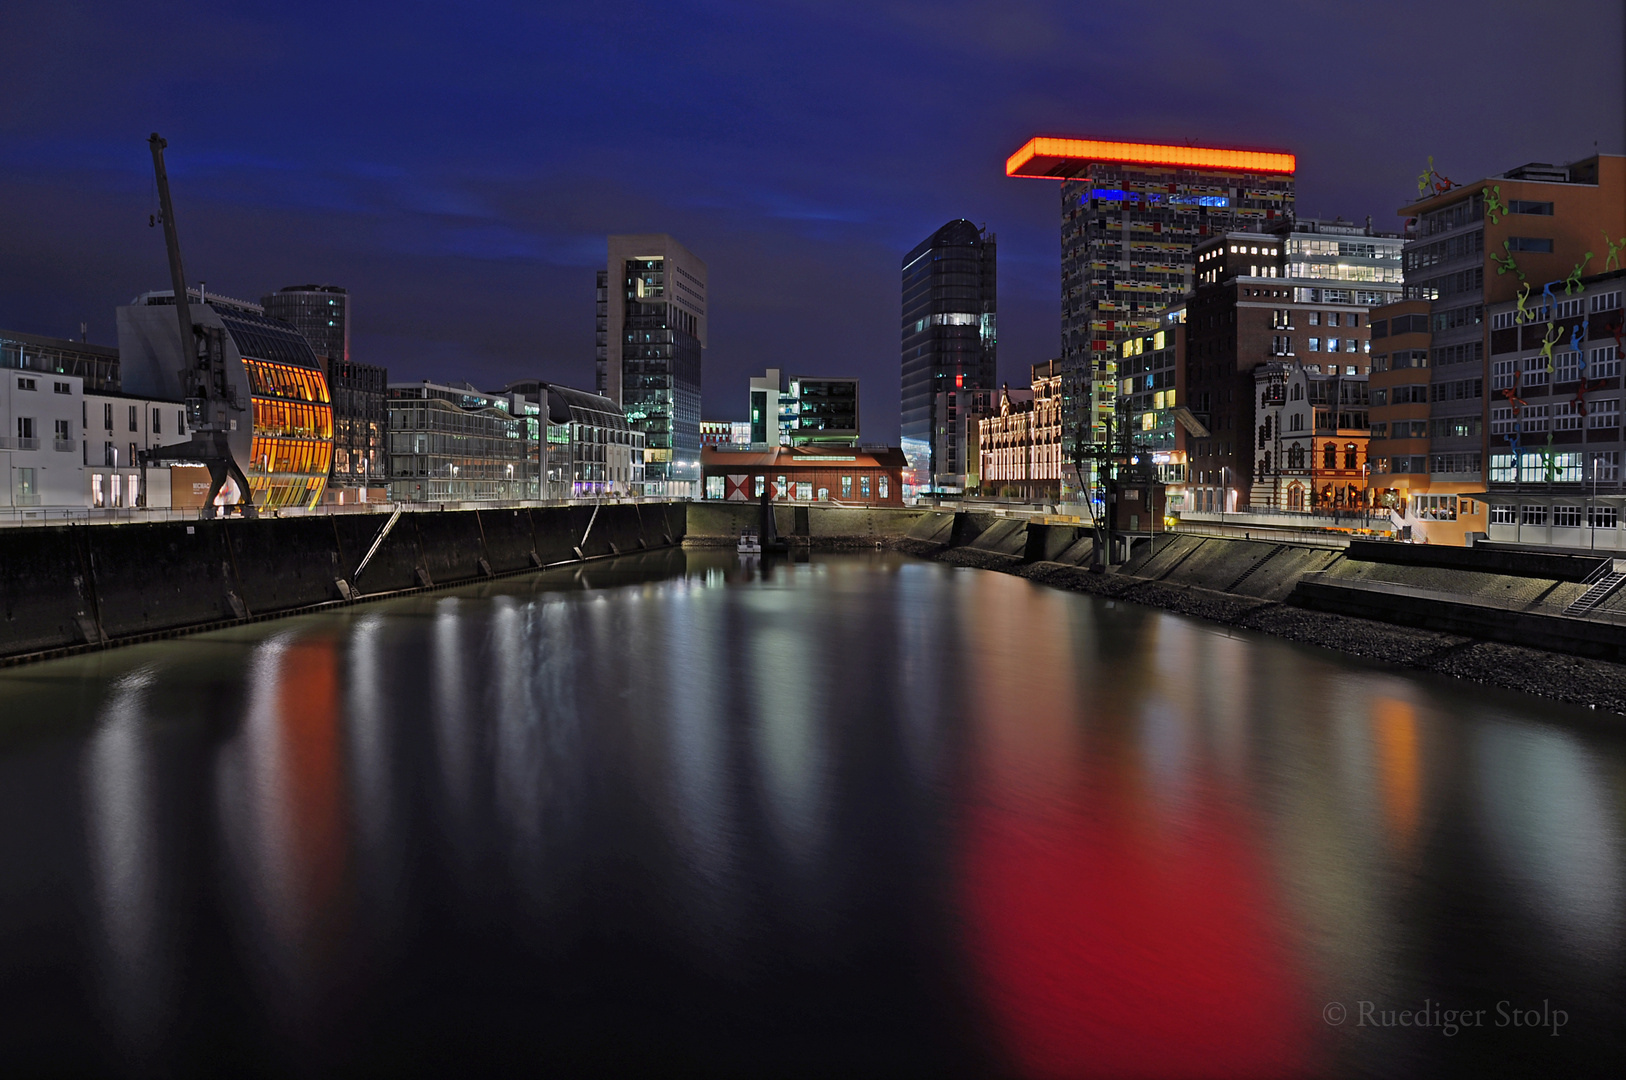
900;219;997;493
1006;137;1296;506
596;234;707;498
747;368;861;447
1368;153;1626;544
261;285;349;364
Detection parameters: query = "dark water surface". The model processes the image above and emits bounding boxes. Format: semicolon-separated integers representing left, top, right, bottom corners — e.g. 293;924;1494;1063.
0;551;1621;1077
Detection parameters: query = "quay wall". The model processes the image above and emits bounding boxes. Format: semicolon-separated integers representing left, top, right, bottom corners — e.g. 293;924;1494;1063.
892;510;1626;709
0;503;687;663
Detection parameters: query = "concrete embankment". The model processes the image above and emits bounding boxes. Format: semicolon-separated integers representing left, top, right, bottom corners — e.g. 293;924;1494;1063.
683;501;934;547
894;510;1626;713
0;502;686;664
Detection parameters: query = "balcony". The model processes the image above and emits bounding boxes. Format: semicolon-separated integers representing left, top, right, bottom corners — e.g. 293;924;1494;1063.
0;437;40;451
54;440;75;453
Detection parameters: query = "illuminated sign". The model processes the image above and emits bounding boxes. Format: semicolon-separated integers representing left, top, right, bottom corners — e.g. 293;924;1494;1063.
1007;137;1296;178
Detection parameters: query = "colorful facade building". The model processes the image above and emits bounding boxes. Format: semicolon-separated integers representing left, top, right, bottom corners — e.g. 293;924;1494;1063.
1005;137;1296;506
1372;153;1625;544
1251;362;1372;514
701;445;905;506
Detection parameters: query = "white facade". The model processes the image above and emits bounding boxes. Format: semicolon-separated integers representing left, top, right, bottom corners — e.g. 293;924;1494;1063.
2;371;86;509
82;390;195;509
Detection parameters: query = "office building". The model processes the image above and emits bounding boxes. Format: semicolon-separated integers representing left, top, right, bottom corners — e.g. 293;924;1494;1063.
1369;152;1626;544
1;329;120;393
747;368;861;448
325;359;389;501
596;234;706;497
118;289;334;510
502;379;644;498
1006;137;1296;505
900;220;996;493
701;445;905;506
261;285;349;364
386;380;538;503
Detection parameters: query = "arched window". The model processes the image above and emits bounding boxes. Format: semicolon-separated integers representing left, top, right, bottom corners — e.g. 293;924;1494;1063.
1288;482;1304;510
1264;415;1273;441
1262;451;1272;475
1291;383;1303;400
1323;443;1338;469
1288;443;1305;469
1344;444;1358;469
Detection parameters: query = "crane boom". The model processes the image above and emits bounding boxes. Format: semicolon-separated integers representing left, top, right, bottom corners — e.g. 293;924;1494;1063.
147;134;196;368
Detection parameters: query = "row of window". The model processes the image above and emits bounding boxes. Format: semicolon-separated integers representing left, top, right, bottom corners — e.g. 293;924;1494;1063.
1491;347;1621;387
704;474;890;501
1490;505;1618;528
1489;451;1623;484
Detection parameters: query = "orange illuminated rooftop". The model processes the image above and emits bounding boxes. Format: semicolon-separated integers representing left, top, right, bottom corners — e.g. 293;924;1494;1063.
1006;137;1296;178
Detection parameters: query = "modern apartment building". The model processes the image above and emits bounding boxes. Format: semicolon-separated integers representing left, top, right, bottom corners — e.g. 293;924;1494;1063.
747;369;862;448
596;234;706;497
325;359;389;501
900;219;996;493
1005;137;1296;505
1371;152;1626;544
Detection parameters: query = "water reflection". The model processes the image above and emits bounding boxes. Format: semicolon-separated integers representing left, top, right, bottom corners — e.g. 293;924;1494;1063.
0;551;1619;1076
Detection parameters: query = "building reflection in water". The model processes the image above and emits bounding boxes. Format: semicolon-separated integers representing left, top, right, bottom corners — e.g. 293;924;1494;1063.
956;572;1313;1078
81;666;172;1062
214;631;351;1026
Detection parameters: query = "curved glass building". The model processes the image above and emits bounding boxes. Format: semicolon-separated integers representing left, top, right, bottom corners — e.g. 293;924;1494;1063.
117;291;333;510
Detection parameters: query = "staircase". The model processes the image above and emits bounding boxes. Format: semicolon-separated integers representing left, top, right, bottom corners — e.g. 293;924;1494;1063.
1564;560;1626;615
1225;544;1287;592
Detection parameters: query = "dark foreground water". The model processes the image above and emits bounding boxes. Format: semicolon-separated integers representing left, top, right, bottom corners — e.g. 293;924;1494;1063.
0;551;1622;1078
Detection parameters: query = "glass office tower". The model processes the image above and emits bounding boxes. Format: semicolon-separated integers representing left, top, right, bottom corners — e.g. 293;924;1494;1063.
900;220;997;493
597;234;706;498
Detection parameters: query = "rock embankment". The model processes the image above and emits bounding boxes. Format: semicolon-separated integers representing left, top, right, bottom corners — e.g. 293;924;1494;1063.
894;533;1626;714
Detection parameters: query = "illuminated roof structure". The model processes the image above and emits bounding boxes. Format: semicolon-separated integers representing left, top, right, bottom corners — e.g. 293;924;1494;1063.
1006;137;1296;180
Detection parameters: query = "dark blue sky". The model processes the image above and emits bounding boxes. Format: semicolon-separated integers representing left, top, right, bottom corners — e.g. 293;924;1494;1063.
2;0;1621;440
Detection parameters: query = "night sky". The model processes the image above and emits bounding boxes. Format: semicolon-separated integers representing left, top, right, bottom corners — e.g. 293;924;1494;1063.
2;0;1621;441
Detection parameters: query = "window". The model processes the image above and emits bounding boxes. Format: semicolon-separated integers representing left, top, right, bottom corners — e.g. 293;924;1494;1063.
1327;338;1340;353
1432;378;1483;402
1431;452;1481;474
1522;356;1549;386
1346;339;1357;353
177;410;186;435
15;468;36;504
841;475;852;499
860;475;871;498
1492;359;1518;390
16;417;35;441
1554;505;1582;528
1524;404;1550;431
704;475;724;499
1308;337;1320;352
1492;311;1516;330
128;405;138;432
1508;200;1553;215
1553;402;1583;430
1507;237;1553;253
16;377;36;391
1590;290;1623;313
1490;503;1517;524
54;419;70;443
1323;443;1337;469
754;475;766;497
103;403;113;430
127;475;140;508
111;471;123;507
878;475;889;499
1308;312;1320;325
1432;416;1482;438
776;475;787;498
1344;445;1358;469
1590;346;1620;377
1491;453;1517;483
1592;451;1621;481
796;481;812;501
152;408;161;435
1589;399;1620;429
1589;506;1617;529
1370;319;1388;339
1491;407;1516;435
1521;505;1547;526
53;381;70;394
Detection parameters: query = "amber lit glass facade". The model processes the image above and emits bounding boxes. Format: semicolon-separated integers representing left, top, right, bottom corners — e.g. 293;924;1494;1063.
241;355;333;509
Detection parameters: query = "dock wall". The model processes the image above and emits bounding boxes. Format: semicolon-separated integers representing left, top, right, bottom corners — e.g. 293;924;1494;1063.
0;503;686;662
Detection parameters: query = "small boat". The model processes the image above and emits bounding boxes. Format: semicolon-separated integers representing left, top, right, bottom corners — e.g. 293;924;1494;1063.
738;528;762;554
